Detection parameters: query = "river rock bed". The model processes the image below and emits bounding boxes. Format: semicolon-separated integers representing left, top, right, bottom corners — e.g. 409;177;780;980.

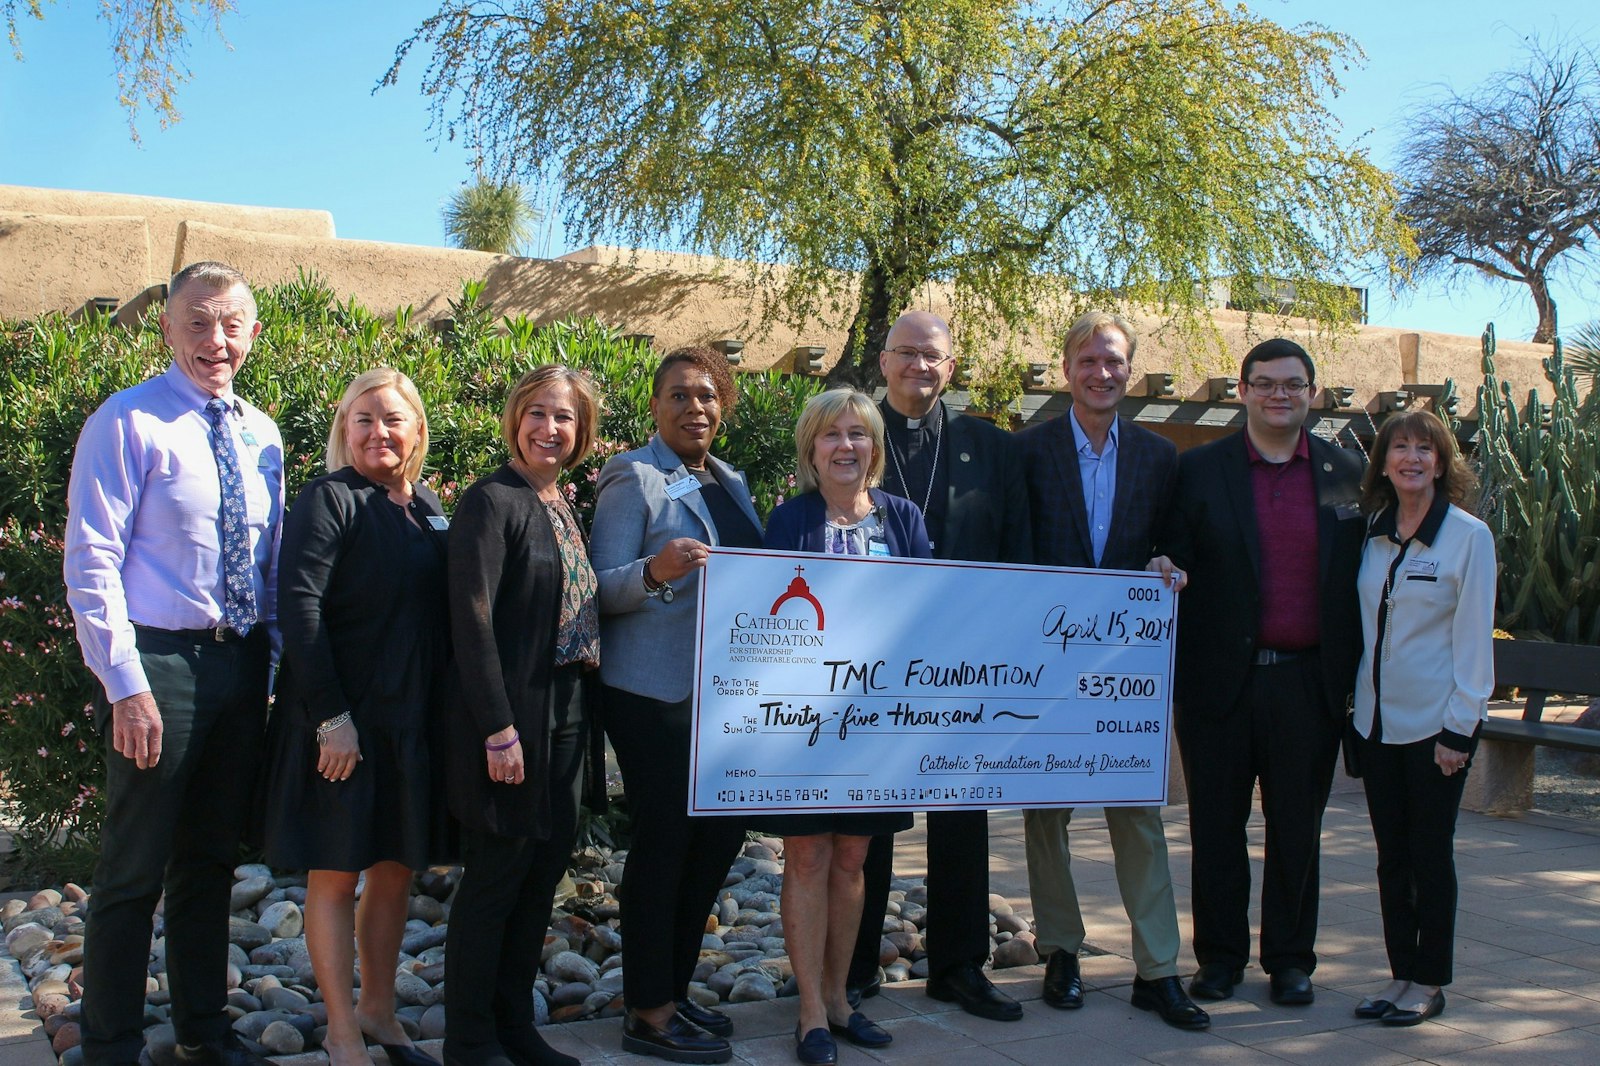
3;837;1039;1064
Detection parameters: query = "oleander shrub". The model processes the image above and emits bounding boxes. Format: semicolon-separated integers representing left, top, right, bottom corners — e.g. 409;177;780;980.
0;274;820;878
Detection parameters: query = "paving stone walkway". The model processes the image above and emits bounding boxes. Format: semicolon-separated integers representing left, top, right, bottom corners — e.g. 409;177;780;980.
6;770;1600;1064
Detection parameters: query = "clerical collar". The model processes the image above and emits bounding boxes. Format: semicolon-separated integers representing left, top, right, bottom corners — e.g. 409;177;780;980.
884;400;942;432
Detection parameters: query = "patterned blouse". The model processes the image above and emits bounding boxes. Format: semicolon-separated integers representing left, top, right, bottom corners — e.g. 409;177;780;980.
545;498;600;668
823;512;885;556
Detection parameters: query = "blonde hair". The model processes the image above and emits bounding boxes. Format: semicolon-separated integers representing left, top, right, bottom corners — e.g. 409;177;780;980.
501;365;600;470
793;388;886;494
1062;310;1137;364
325;368;430;482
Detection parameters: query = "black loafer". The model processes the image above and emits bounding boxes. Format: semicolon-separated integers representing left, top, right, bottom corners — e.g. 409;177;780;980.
381;1045;444;1066
1188;963;1244;1001
676;999;733;1037
1131;976;1210;1030
1382;989;1445;1027
174;1035;271;1066
827;1011;891;1048
1041;949;1084;1010
1269;968;1315;1006
794;1027;837;1065
621;1010;732;1064
844;974;881;1008
497;1025;579;1066
926;962;1024;1021
1353;998;1394;1020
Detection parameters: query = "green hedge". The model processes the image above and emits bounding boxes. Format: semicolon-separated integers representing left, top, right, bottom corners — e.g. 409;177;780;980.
0;275;820;879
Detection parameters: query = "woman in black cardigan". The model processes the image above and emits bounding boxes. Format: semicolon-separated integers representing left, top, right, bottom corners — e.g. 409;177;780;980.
442;366;602;1066
264;368;449;1066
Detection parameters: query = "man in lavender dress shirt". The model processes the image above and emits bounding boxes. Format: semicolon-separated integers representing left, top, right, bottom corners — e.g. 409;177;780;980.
66;261;283;1066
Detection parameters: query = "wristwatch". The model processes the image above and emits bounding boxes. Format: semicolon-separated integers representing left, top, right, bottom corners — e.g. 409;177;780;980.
642;555;676;603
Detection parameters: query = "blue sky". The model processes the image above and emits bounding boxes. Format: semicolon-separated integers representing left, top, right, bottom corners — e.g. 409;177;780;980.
2;0;1596;341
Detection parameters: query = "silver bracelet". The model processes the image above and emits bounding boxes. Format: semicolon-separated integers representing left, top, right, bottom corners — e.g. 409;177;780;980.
316;711;352;745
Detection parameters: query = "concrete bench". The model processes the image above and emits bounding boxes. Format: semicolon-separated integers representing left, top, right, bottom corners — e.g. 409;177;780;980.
1461;639;1600;815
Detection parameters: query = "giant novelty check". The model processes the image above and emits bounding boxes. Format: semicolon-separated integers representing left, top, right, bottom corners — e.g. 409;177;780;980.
689;548;1178;815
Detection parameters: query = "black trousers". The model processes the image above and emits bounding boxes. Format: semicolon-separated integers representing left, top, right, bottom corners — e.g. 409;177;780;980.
849;810;992;984
445;669;586;1049
601;686;746;1010
81;626;269;1066
1360;734;1469;987
1176;655;1340;975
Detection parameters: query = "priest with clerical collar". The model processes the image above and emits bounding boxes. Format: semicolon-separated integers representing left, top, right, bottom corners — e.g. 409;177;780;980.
842;308;1032;1020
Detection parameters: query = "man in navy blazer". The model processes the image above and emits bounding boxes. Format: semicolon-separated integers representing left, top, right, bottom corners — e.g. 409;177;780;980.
1157;338;1365;1008
1017;312;1208;1030
846;309;1032;1022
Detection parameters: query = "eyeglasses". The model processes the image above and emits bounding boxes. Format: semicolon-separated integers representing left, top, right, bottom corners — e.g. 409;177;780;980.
1246;379;1310;397
886;346;954;368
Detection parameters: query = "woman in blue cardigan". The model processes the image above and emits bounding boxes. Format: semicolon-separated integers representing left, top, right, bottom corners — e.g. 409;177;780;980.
762;388;931;1065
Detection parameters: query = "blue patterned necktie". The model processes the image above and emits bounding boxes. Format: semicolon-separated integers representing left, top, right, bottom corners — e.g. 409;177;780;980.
205;398;258;635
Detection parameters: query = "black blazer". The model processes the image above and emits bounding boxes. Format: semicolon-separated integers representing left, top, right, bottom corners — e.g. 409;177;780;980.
1016;414;1177;571
922;405;1033;565
1160;429;1365;719
446;464;568;838
275;467;448;726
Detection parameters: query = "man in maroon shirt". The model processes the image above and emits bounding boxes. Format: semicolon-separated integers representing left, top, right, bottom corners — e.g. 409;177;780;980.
1157;339;1366;1007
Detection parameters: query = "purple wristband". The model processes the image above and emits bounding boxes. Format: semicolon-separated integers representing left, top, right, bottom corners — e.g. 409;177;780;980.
485;731;520;752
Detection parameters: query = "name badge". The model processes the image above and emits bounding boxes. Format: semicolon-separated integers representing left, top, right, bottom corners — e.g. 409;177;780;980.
1405;559;1437;577
666;477;702;501
1334;501;1361;521
427;515;450;531
240;430;259;448
868;541;891;557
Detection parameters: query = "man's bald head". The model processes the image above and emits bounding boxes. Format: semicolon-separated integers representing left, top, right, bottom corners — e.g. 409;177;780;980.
880;311;956;418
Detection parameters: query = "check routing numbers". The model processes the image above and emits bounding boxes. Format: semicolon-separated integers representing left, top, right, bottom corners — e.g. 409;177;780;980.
691;551;1178;813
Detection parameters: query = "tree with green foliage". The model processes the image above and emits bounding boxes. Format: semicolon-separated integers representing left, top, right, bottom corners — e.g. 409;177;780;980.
3;0;236;139
1395;42;1600;345
441;178;542;254
385;0;1411;382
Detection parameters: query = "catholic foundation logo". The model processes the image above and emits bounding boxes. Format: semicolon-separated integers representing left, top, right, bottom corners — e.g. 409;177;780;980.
725;564;825;662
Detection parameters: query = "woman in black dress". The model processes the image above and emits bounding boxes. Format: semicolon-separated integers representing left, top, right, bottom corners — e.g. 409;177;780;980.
264;368;448;1066
442;366;601;1066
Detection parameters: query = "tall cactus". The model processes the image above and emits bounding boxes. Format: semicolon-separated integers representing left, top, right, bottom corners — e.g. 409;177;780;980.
1475;323;1600;642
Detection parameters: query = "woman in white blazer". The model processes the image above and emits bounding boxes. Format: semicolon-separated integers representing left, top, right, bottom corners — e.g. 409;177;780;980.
1351;409;1495;1027
589;346;763;1064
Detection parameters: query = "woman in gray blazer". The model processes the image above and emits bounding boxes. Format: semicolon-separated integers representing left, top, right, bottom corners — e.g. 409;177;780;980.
590;346;763;1064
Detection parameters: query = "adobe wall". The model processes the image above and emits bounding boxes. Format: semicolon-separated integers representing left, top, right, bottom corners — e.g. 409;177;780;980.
0;211;154;318
0;184;1559;418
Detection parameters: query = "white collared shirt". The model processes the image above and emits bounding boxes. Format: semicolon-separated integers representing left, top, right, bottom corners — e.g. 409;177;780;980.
1353;499;1495;744
65;363;284;702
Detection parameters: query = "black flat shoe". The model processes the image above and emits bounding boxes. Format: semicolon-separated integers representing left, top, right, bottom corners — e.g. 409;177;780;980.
676;999;733;1037
844;974;882;1008
925;962;1024;1021
1131;976;1210;1030
497;1025;579;1066
1382;989;1445;1027
1041;949;1084;1010
1269;967;1315;1006
621;1010;732;1064
1353;998;1395;1020
827;1012;891;1048
1188;963;1244;1001
381;1045;443;1066
794;1026;837;1065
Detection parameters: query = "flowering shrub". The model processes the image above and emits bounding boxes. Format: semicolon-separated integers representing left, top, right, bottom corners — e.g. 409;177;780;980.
0;276;820;877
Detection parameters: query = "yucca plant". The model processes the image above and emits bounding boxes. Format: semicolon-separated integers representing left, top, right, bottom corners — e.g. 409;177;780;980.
441;179;540;255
